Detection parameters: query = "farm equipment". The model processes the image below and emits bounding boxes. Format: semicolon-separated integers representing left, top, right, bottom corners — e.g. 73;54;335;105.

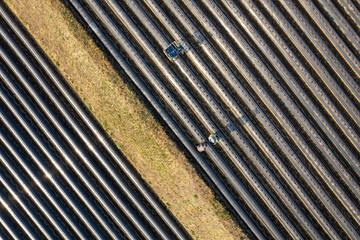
164;40;185;60
208;133;220;145
197;133;221;152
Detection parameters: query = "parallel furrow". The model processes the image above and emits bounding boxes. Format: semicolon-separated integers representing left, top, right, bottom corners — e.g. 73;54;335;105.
0;2;192;239
10;0;358;238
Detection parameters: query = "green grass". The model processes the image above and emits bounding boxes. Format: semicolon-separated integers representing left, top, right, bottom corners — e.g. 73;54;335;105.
210;197;231;221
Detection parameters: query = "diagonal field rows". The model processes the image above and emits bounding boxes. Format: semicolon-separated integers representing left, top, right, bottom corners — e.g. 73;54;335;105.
1;0;359;239
0;2;190;239
63;0;360;239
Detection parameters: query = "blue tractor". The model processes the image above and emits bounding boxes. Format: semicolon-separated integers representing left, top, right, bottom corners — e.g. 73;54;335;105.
164;40;186;60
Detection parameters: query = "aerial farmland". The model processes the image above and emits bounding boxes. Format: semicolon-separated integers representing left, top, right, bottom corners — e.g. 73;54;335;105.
0;0;359;239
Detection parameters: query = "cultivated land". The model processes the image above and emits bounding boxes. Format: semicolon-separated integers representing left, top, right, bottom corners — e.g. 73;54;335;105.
4;0;247;239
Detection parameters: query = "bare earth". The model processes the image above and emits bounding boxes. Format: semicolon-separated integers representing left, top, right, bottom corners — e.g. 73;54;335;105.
4;0;247;239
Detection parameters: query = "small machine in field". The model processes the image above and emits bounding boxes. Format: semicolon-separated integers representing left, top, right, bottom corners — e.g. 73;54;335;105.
164;40;186;60
197;133;221;152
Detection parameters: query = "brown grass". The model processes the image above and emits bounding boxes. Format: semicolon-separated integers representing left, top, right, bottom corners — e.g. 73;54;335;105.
4;0;248;239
